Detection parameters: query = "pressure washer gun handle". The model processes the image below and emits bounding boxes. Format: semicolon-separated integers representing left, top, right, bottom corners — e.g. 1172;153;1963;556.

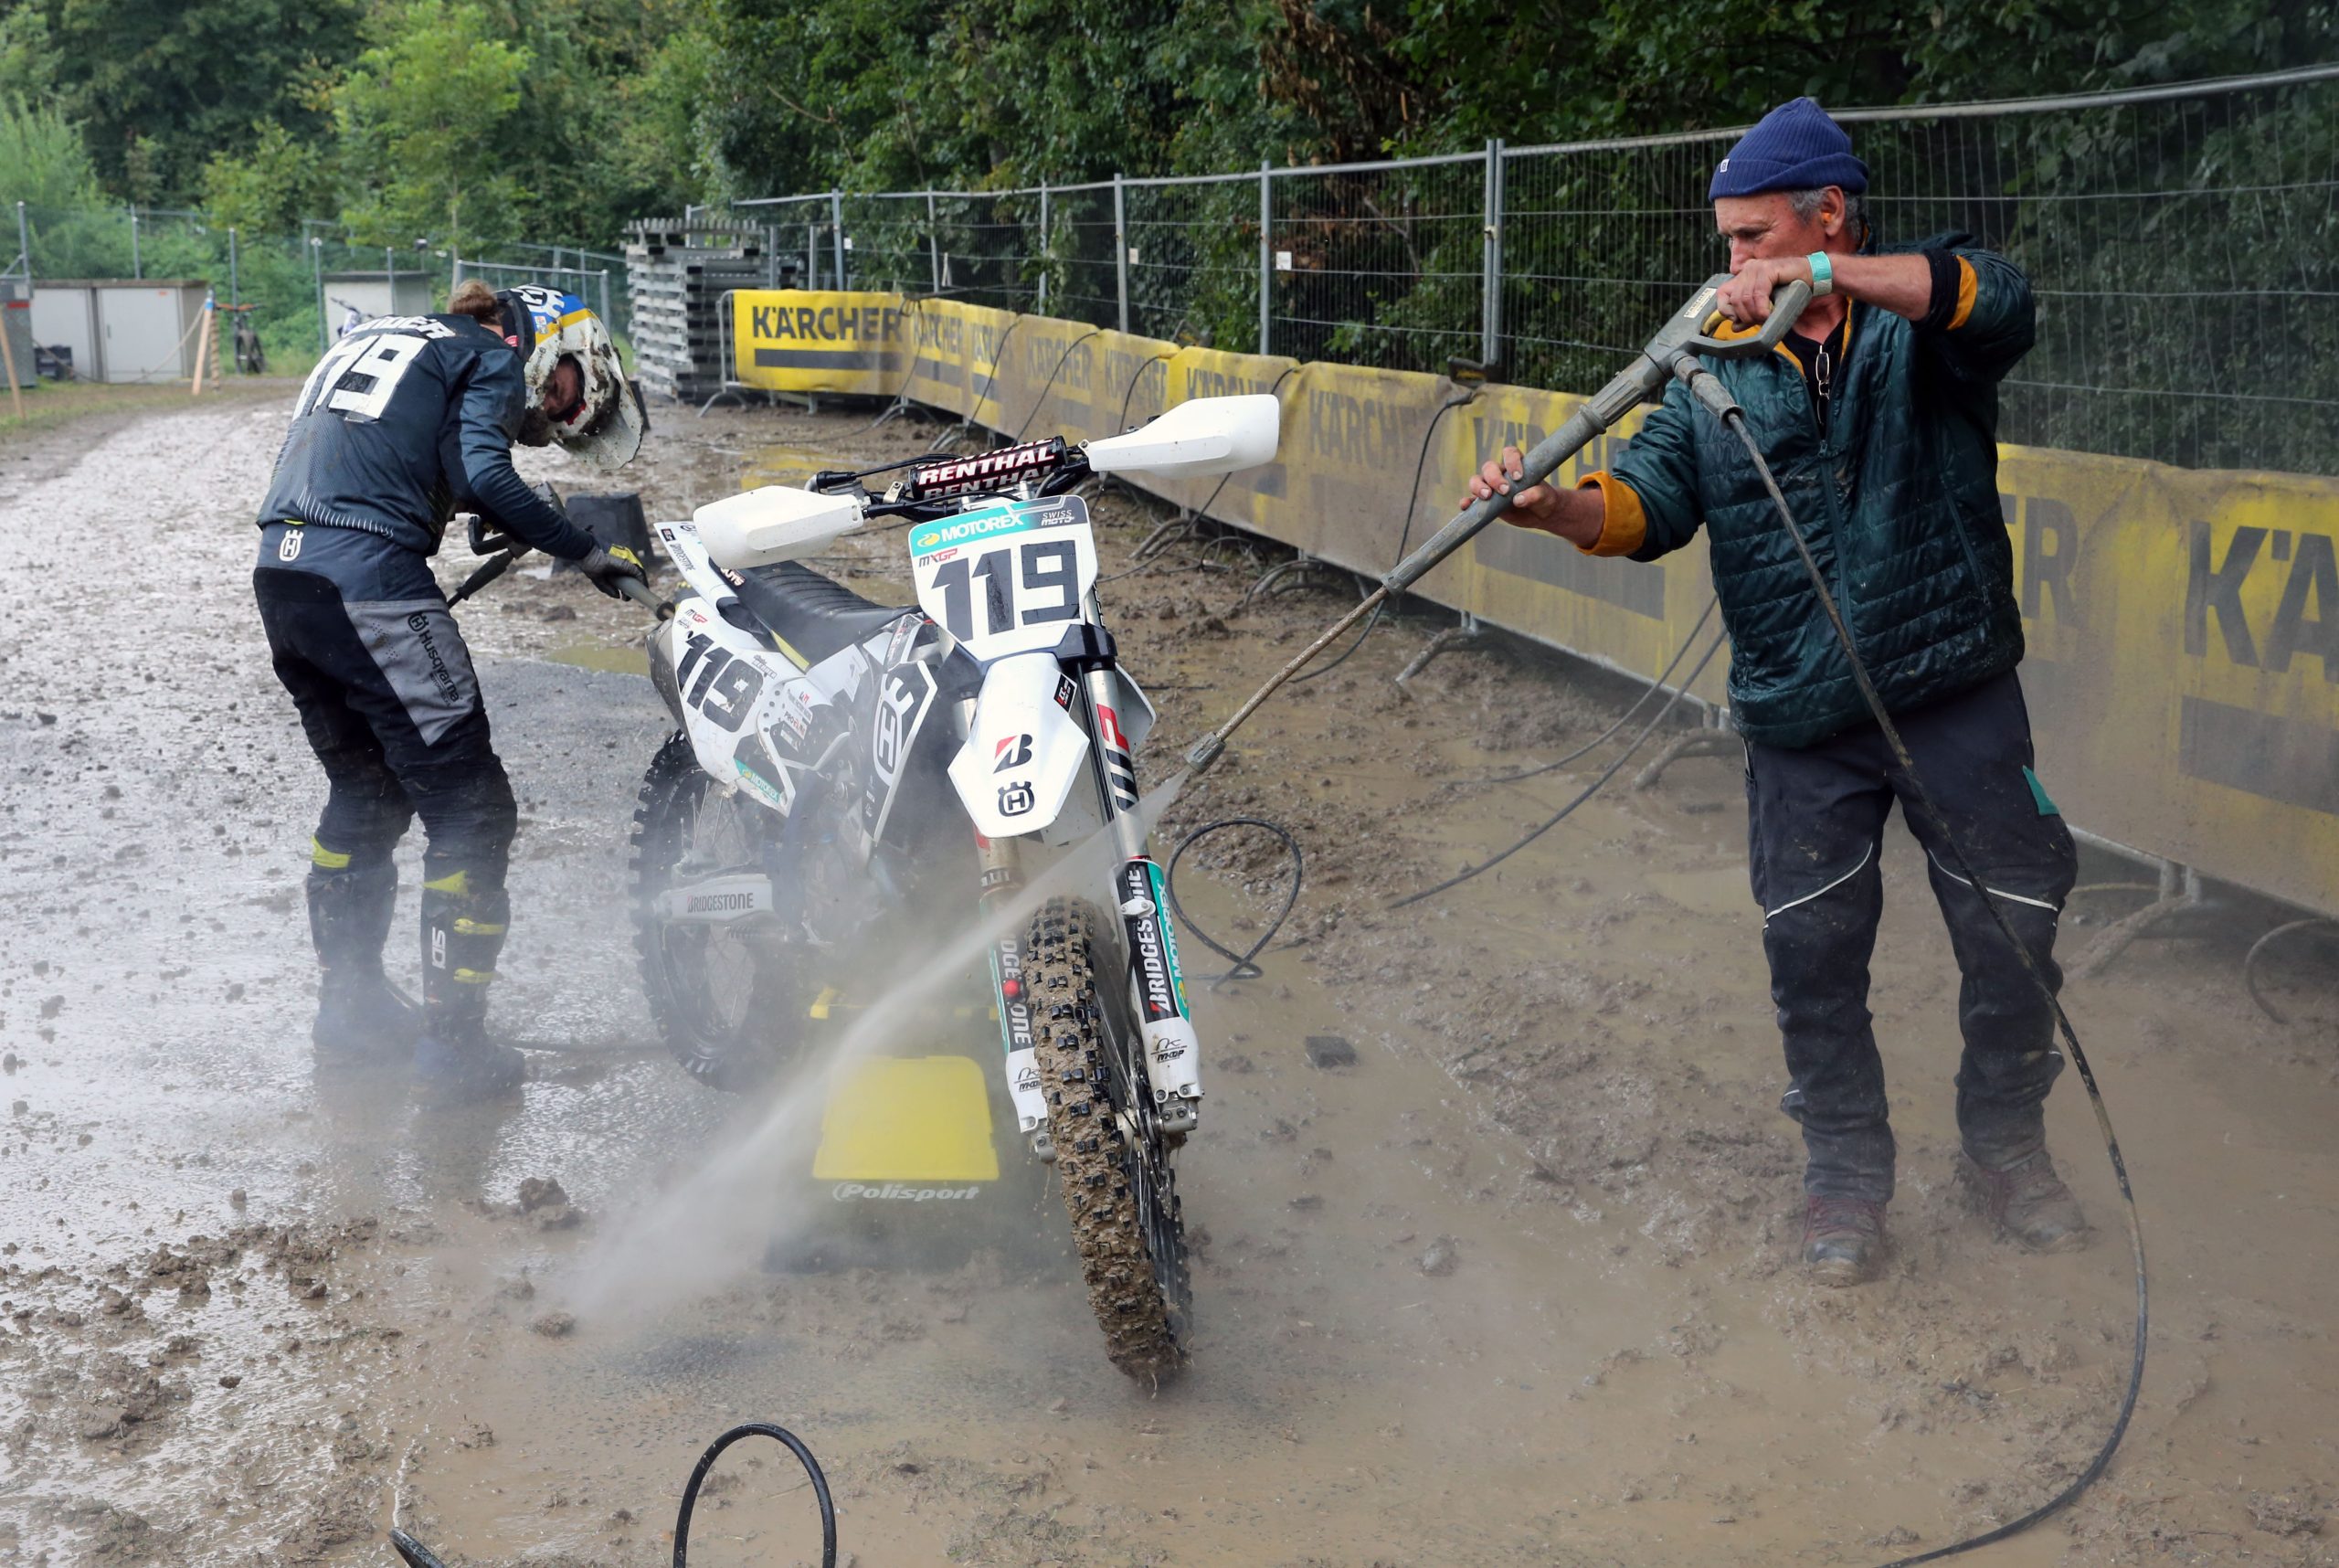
613;572;676;620
1664;276;1813;419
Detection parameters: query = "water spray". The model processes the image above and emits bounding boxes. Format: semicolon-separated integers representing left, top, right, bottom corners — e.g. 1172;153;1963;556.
1182;274;2149;1568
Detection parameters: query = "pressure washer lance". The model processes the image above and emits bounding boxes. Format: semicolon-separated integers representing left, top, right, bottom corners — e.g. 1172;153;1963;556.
1184;275;2147;1568
1181;274;1809;778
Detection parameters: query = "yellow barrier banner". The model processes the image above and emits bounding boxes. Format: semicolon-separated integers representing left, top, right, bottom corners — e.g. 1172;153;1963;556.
733;290;909;393
742;293;2339;915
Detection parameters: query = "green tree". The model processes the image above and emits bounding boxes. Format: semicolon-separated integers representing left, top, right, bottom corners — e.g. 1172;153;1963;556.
332;0;528;247
201;119;333;235
0;3;58;101
33;0;358;204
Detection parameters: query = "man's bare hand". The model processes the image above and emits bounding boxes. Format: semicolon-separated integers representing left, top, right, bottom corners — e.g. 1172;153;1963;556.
1715;255;1815;324
1462;444;1560;525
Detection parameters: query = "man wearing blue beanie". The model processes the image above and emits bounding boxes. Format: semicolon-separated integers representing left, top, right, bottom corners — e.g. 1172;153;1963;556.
1466;98;2085;1284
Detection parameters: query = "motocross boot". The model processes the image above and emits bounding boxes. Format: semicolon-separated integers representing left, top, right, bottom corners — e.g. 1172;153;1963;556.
307;846;417;1063
415;867;526;1095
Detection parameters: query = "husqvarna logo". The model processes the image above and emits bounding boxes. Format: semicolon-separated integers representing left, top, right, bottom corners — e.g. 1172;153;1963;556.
998;780;1035;816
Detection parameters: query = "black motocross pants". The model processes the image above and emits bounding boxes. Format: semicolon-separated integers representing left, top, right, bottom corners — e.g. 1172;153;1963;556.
254;562;516;1013
1743;670;2079;1204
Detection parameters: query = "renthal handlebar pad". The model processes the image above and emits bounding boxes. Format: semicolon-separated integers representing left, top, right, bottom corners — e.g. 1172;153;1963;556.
898;438;1067;503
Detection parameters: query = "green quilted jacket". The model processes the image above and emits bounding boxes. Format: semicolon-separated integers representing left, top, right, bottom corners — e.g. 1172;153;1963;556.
1603;240;2035;749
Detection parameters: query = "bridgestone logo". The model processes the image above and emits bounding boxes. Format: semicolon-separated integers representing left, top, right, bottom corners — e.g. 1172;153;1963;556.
687;893;755;913
831;1183;983;1202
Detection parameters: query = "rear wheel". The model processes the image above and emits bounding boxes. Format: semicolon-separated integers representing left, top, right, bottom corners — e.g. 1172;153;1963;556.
1026;896;1188;1381
630;732;799;1092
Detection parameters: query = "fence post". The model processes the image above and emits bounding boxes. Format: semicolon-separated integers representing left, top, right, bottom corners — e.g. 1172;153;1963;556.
228;228;238;309
311;235;326;353
1037;184;1050;315
830;191;846;288
598;268;610;331
15;201;29;289
130;208;141;280
1112;174;1128;334
806;222;818;290
926;191;941;295
1481;138;1504;369
1258;161;1273;356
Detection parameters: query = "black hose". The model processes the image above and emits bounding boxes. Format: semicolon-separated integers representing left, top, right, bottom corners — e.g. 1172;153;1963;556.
1011;325;1103;440
672;1421;837;1568
1716;409;2146;1568
1463;595;1720;787
1164;817;1304;985
2242;916;2337;1024
1390;628;1726;908
1117;347;1180;431
1286;387;1481;685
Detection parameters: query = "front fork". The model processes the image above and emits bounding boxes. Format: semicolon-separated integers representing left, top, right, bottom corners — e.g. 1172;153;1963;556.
1077;662;1202;1136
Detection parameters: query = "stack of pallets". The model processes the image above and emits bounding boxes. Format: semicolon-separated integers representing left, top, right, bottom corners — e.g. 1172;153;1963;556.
624;220;771;403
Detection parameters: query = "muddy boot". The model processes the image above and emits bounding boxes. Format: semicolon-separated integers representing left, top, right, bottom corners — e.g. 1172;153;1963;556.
308;853;416;1062
416;870;524;1095
1800;1195;1888;1285
1958;1145;2091;1253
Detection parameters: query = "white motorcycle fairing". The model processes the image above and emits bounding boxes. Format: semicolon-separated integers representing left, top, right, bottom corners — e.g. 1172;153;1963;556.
947;651;1090;838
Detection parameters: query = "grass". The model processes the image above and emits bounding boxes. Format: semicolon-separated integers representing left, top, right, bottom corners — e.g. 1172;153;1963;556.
0;374;291;445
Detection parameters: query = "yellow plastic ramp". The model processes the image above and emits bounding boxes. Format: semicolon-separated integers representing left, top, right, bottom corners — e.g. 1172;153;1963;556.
812;1054;1000;1200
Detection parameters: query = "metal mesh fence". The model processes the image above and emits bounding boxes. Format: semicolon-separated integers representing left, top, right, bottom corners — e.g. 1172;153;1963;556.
2;197;631;374
726;67;2339;475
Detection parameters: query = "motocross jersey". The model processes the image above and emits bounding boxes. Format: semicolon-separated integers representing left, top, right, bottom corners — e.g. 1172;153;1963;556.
256;312;596;561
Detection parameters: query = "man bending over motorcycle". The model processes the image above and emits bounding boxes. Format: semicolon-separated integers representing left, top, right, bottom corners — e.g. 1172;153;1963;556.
253;279;649;1092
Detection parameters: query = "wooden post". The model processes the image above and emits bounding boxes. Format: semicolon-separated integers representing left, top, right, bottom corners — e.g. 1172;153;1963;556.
0;301;23;422
190;297;214;397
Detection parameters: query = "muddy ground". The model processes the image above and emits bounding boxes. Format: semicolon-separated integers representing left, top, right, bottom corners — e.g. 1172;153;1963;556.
1;390;2334;1567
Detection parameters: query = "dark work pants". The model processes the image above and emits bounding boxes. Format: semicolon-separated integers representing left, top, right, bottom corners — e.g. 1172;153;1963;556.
254;555;517;1024
1743;671;2078;1203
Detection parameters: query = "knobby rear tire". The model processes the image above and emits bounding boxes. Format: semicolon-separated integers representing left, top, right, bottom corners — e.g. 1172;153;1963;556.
630;731;796;1093
1025;896;1189;1382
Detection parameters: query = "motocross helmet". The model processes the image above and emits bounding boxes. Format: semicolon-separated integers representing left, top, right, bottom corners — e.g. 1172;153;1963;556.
492;284;648;470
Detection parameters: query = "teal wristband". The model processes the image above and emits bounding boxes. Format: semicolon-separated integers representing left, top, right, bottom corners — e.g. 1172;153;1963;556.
1806;251;1834;297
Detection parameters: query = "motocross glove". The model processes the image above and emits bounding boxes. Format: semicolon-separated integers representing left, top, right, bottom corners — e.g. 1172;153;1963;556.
576;543;648;599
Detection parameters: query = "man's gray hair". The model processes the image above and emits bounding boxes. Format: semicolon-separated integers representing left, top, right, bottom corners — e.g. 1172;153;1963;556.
1787;186;1866;234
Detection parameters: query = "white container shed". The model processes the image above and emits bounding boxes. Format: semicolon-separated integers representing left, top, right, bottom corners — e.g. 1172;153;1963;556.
28;280;209;383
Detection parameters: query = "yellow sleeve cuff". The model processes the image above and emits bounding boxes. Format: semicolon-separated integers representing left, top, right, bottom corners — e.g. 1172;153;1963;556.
1948;257;1978;330
1576;472;1647;556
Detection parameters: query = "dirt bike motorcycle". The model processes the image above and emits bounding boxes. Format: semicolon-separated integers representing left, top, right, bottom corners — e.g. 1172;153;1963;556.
622;396;1280;1378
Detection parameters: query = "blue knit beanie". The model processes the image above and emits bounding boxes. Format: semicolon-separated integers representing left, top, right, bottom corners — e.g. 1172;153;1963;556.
1709;98;1869;200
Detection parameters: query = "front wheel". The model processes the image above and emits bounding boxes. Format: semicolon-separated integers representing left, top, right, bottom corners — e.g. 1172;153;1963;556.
1026;896;1189;1381
629;732;799;1092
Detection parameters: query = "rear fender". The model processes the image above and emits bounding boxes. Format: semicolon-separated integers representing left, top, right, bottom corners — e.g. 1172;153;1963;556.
664;597;814;814
947;652;1088;838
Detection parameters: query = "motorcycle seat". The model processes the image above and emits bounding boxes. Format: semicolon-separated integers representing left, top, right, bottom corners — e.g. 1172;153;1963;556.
729;560;914;668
